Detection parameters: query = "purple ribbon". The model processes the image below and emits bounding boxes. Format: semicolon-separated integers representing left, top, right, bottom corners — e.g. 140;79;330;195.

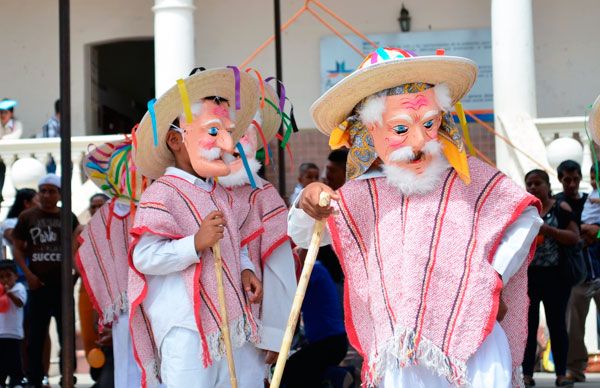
265;77;286;113
226;66;241;110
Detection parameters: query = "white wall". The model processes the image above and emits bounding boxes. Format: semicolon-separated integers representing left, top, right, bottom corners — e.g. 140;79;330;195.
194;0;491;128
533;0;600;117
0;0;597;135
0;0;153;137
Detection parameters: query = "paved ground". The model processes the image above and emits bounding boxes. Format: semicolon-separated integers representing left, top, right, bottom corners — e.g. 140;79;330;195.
49;372;600;387
533;373;600;387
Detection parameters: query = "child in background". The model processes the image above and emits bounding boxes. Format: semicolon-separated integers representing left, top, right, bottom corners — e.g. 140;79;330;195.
581;166;600;290
289;163;320;205
0;260;27;387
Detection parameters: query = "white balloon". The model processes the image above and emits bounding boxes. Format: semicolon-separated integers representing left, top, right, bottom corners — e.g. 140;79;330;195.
11;157;46;190
546;137;583;169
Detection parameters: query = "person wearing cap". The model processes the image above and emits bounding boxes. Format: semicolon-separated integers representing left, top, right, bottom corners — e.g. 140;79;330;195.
12;173;79;388
288;48;543;387
218;81;297;367
0;99;23;140
76;138;146;388
129;67;265;387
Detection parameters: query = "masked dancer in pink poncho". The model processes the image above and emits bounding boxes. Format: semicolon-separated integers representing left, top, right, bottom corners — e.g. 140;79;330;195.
288;48;543;387
218;79;297;367
129;67;266;388
76;136;147;388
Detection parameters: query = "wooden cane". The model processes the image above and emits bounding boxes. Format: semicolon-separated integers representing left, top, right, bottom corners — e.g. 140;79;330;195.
213;242;238;388
270;191;331;388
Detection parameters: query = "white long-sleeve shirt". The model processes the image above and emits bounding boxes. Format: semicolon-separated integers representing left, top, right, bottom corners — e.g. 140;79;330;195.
287;171;543;387
132;167;254;349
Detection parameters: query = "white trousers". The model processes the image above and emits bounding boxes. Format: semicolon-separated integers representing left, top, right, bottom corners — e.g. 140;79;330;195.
112;313;142;388
382;322;512;388
160;327;265;388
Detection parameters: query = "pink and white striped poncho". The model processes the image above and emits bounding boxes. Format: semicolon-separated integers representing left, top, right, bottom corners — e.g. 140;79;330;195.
328;157;539;387
76;199;131;326
128;175;259;388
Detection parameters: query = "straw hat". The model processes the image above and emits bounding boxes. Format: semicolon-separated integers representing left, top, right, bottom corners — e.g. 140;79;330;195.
311;47;478;135
590;95;600;146
257;82;282;143
134;67;260;180
84;137;148;204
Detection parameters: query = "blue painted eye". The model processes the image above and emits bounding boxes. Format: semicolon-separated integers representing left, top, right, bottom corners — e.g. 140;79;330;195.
208;126;219;136
392;125;409;134
424;120;435;129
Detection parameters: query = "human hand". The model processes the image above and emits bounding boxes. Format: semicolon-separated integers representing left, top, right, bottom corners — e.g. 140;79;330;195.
581;224;600;245
297;182;339;220
265;350;278;364
96;327;113;347
241;269;263;304
25;272;44;291
194;211;227;252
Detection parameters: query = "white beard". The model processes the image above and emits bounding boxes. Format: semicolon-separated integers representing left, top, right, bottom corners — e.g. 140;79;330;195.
218;158;262;188
383;141;450;196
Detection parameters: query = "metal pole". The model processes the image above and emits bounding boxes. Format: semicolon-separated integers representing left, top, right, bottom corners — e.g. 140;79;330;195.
59;0;75;386
274;0;286;197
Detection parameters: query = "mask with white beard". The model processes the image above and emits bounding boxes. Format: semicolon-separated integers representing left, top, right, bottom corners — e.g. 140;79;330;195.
219;142;262;188
382;140;450;196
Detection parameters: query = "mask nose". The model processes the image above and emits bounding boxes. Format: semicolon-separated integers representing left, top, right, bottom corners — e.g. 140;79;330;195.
217;130;234;154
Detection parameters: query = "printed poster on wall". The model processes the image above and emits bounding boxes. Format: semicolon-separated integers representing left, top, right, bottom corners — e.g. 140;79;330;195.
320;28;492;119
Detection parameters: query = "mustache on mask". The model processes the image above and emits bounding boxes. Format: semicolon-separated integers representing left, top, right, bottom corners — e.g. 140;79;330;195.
198;147;222;161
388;140;442;163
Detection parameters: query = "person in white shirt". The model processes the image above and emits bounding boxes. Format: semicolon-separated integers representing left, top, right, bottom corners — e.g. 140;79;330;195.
218;81;297;368
289;48;543;388
129;67;265;387
0;260;27;386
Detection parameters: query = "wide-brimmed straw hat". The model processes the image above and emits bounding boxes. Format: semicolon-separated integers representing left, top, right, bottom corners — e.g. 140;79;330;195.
134;67;260;180
590;95;600;146
84;137;149;204
310;47;478;135
256;82;282;143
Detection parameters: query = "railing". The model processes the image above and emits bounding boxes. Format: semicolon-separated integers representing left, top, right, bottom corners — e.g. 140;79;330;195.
0;135;124;219
533;116;594;192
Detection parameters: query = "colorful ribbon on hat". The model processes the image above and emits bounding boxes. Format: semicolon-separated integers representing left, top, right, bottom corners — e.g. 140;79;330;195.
226;66;242;110
245;68;265;109
236;142;257;189
147;99;158;147
176;79;194;123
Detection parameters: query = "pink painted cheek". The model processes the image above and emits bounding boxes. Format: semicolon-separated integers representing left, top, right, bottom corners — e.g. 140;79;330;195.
385;137;406;148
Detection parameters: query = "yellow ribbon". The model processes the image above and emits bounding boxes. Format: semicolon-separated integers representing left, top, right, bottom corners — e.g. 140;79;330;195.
177;79;193;123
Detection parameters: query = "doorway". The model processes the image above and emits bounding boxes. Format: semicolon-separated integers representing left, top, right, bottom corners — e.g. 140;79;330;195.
89;39;154;135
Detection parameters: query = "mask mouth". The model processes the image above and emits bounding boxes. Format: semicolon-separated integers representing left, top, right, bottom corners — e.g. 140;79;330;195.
409;151;425;163
222;152;240;165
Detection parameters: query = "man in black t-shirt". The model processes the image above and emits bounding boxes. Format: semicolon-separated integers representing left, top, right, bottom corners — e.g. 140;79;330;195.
555;160;600;382
12;174;79;388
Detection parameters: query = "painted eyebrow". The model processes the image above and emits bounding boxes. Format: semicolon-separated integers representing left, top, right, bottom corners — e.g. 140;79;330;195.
204;119;222;126
388;113;414;124
422;110;440;121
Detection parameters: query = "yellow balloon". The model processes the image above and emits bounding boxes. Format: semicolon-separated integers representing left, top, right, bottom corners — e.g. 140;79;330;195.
87;348;106;368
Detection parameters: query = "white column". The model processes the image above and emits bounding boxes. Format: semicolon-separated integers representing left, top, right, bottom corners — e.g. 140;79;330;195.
153;0;196;97
491;0;542;178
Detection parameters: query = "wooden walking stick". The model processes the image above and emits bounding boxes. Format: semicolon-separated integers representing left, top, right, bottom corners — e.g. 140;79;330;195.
270;191;331;388
213;242;238;388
